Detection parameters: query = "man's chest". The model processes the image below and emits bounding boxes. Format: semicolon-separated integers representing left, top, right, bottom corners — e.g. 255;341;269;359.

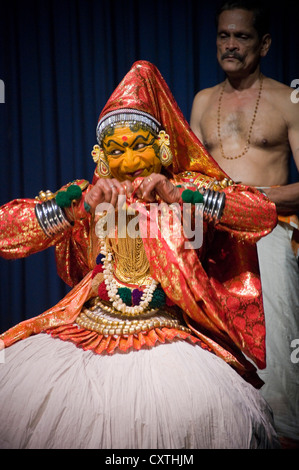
199;96;288;152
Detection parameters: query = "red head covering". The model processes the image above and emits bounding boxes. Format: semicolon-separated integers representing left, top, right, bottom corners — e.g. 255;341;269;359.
95;60;227;180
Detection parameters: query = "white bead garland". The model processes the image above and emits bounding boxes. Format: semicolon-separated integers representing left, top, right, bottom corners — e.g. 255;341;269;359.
99;234;159;315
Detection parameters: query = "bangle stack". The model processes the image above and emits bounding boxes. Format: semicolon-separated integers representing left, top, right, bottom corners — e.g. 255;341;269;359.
202;189;226;222
181;187;226;223
35;199;71;237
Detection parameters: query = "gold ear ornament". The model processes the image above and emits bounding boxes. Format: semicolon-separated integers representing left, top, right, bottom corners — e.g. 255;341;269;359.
91;144;112;178
158;130;173;167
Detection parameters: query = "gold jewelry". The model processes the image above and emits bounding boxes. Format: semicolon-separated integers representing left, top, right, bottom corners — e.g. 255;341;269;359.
108;233;152;287
76;298;191;336
158;130;173;166
217;75;263;160
91;144;112;178
35;190;54;202
147;177;153;183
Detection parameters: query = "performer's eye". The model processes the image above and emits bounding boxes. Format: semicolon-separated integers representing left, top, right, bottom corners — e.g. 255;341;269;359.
133;143;147;150
109;149;124;156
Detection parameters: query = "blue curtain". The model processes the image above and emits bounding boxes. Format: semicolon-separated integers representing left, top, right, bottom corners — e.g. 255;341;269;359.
0;0;298;331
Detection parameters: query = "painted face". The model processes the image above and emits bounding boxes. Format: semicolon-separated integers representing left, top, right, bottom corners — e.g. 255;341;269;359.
216;9;269;76
102;125;162;182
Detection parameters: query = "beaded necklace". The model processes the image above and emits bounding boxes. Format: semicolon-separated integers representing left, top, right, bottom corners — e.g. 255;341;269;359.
217;74;263;160
97;215;160;316
102;241;159;316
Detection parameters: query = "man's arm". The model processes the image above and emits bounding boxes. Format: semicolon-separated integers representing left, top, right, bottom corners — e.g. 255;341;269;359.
190;90;208;142
264;183;299;214
263;93;299;214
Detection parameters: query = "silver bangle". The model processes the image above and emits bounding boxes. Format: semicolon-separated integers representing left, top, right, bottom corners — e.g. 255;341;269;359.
35;199;71;237
202;189;226;222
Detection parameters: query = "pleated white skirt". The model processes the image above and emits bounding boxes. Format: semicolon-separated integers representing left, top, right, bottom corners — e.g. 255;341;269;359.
0;333;279;449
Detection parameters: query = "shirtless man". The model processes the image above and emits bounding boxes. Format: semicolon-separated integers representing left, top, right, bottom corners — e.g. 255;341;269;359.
190;1;299;447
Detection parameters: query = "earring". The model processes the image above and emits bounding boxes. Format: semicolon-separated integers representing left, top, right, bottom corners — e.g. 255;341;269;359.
91;144;111;178
158;130;173;167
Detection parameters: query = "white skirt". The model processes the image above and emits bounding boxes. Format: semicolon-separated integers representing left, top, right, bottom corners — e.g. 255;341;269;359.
0;333;279;449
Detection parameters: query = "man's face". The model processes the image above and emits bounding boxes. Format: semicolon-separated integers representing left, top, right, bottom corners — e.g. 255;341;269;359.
102;125;162;182
216;9;267;77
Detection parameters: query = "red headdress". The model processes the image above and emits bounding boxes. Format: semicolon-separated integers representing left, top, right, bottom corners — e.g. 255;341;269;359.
93;60;227;182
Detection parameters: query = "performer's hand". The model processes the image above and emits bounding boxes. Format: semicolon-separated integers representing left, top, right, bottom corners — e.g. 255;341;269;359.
137;174;181;204
84;178;133;212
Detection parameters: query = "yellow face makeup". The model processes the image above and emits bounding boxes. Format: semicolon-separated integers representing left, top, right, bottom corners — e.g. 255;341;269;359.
102;126;162;182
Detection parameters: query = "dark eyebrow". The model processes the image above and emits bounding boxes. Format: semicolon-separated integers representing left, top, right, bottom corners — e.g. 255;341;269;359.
105;139;123;148
105;132;152;148
131;133;151;147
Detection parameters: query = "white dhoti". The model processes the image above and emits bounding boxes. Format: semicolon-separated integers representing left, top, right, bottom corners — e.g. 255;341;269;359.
0;334;279;449
257;222;299;441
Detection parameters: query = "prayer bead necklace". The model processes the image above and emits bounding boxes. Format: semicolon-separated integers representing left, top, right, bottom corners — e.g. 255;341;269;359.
217;74;263;160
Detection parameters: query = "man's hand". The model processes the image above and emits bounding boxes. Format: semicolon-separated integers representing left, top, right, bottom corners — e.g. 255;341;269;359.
84;174;181;215
84;178;133;213
136;174;181;204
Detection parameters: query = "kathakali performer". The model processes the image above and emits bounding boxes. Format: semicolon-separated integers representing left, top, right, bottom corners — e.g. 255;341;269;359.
0;61;280;448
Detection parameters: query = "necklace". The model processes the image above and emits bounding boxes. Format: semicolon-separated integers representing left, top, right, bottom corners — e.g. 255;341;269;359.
76;298;189;336
97;214;159;316
217;75;263;160
102;246;159;315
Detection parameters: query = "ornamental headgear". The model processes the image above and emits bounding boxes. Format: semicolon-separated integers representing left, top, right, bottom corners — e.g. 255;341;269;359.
91;60;227;182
